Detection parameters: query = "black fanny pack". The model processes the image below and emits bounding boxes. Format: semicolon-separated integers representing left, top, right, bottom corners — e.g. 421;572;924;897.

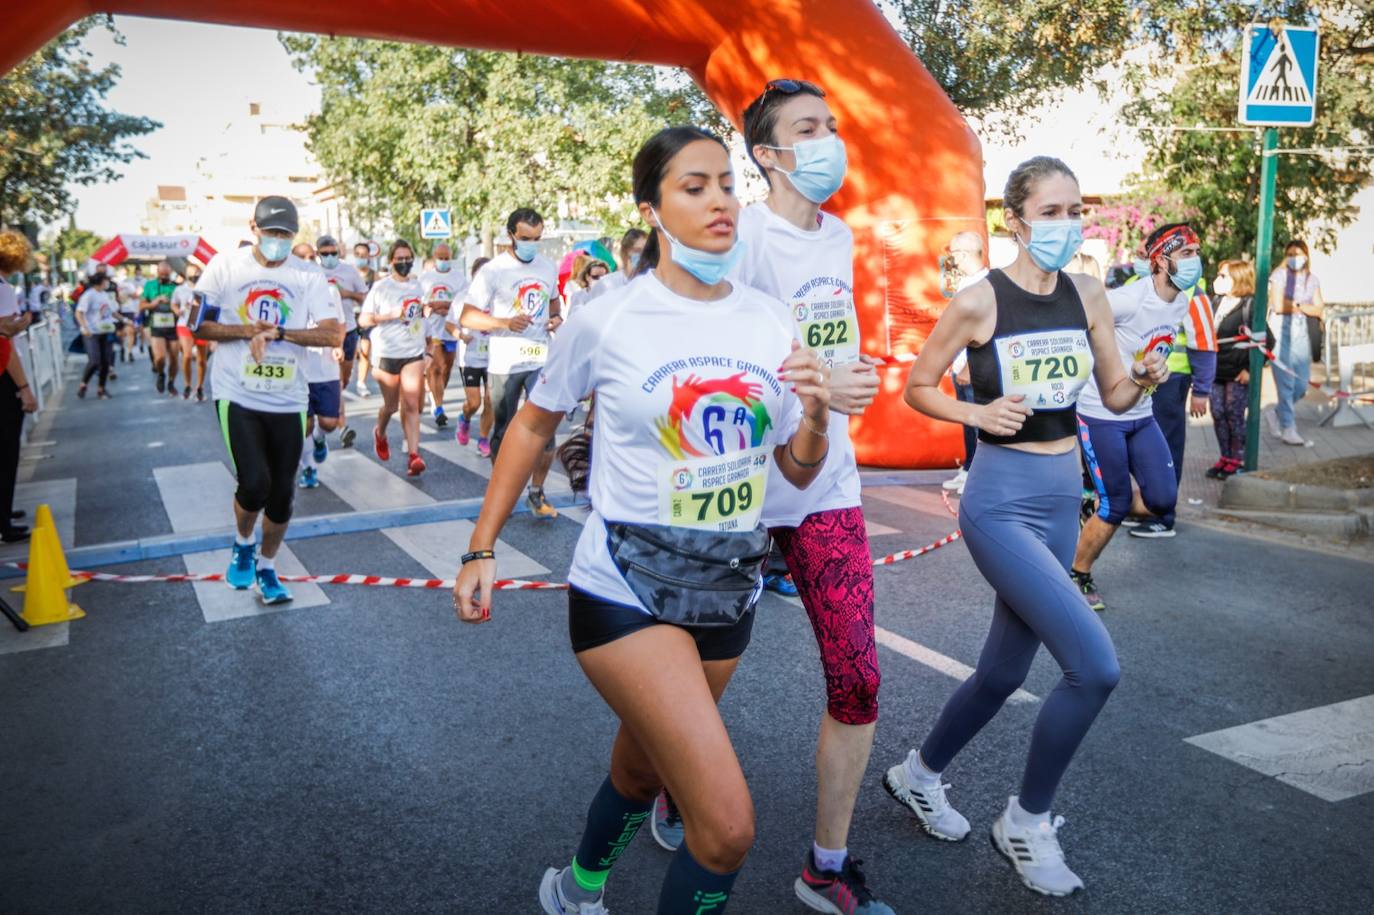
605;521;771;627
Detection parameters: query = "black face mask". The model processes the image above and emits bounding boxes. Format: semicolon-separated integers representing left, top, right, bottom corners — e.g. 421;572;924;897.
392;259;414;277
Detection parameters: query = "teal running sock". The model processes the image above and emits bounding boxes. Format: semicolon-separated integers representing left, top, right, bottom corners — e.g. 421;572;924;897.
562;776;651;903
658;842;738;914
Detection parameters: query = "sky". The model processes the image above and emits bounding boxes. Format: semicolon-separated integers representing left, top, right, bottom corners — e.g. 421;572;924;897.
67;15;1148;240
70;17;320;236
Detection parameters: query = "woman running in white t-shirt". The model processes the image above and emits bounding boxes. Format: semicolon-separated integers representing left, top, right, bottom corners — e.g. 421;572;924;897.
454;126;832;915
359;240;428;476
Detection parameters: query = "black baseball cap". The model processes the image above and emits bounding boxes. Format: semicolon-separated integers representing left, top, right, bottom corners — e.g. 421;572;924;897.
254;196;299;234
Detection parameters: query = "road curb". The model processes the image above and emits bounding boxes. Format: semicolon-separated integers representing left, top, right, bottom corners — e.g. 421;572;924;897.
1212;506;1372;541
1219;474;1374;512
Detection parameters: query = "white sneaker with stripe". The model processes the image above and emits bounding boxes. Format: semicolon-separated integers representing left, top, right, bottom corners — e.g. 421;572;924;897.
989;796;1085;897
881;750;970;841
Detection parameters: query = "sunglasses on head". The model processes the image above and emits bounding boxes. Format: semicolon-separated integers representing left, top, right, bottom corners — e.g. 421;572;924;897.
765;78;826;97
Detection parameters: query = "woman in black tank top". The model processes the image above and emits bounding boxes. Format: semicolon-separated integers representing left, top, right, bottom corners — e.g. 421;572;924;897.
879;158;1169;898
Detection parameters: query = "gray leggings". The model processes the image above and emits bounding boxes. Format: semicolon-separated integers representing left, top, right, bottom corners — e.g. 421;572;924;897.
920;443;1119;814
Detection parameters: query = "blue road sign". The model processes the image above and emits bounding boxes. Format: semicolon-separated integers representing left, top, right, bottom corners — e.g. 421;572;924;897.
420;208;453;239
1239;24;1319;127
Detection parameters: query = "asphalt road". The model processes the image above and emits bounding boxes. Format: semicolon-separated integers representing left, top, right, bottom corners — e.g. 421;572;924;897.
2;347;1371;914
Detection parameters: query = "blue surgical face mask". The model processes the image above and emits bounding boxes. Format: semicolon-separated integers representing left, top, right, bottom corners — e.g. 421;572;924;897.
628;252;642;270
650;207;743;286
435;259;451;273
1015;218;1082;273
1287;255;1306;270
1168;254;1203;290
513;239;539;262
1133;258;1151;280
258;235;292;263
354;256;370;269
763;134;847;204
320;254;340;269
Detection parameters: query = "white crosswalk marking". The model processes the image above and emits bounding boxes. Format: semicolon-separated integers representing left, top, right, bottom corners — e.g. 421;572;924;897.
420;437;572;495
317;451;548;578
1185;695;1374;802
154;463;330;622
875;626;1038;704
0;478;79;654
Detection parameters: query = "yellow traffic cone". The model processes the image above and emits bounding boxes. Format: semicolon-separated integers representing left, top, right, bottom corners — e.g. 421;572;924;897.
10;504;87;626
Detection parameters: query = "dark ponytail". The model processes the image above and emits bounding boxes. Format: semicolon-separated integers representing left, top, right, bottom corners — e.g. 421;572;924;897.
632;126;728;271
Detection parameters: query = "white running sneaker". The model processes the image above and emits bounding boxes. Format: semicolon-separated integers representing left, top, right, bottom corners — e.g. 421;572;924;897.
990;797;1085;897
942;469;967;492
1281;426;1307;446
882;752;970;841
538;866;609;915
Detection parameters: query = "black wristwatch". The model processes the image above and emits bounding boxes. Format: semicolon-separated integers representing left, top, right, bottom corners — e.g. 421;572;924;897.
275;326;286;341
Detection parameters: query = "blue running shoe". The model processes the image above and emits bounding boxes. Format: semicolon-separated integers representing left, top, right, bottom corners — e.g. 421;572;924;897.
226;541;257;590
312;434;328;465
764;573;799;597
433;405;447;427
255;567;293;605
299;466;320;489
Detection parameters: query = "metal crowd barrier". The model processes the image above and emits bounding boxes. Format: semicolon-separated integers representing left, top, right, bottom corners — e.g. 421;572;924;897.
12;312;67;435
1319;303;1374;428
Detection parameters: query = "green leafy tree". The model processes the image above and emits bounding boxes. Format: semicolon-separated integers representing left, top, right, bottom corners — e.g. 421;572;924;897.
279;35;717;246
45;220;106;266
0;16;159;226
1120;2;1374;267
892;0;1135;120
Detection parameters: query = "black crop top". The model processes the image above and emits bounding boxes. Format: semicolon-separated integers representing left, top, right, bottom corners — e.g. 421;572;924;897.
966;269;1094;445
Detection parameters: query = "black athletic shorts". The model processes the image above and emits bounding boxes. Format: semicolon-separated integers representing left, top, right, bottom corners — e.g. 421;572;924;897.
461;366;488;388
567;586;755;661
376;354;424;375
341;329;359;362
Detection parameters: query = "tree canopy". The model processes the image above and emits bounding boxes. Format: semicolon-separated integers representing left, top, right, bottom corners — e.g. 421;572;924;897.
279;34;718;246
0;17;158;227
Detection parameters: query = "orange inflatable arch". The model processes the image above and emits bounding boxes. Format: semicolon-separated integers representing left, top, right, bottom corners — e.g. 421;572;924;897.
5;0;985;468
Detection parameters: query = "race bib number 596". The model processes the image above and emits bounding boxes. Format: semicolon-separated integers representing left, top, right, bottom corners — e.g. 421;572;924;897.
659;450;768;532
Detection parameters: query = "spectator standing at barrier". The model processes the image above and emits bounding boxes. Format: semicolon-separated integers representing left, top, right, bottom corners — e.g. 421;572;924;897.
459;207;561;520
0;230;39;543
944;230;989;495
1267;239;1325;446
75;272;118;401
1208;259;1261;478
193;196;344;605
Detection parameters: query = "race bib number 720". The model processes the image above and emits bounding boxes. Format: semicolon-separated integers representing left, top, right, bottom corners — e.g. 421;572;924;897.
996;329;1092;409
659;449;769;532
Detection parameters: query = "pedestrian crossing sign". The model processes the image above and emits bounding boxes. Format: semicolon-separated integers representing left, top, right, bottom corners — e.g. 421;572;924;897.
1239;23;1319;127
420;208;453;239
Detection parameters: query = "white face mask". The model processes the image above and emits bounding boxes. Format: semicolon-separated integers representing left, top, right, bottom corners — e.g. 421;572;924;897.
1213;275;1233;296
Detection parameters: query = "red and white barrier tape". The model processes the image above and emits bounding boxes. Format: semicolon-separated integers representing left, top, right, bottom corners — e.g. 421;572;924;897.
5;521;968;590
0;562;565;591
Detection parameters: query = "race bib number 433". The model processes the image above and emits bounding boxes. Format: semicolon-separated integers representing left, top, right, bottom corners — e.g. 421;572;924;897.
996;329;1092;409
659;450;769;532
240;354;298;393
